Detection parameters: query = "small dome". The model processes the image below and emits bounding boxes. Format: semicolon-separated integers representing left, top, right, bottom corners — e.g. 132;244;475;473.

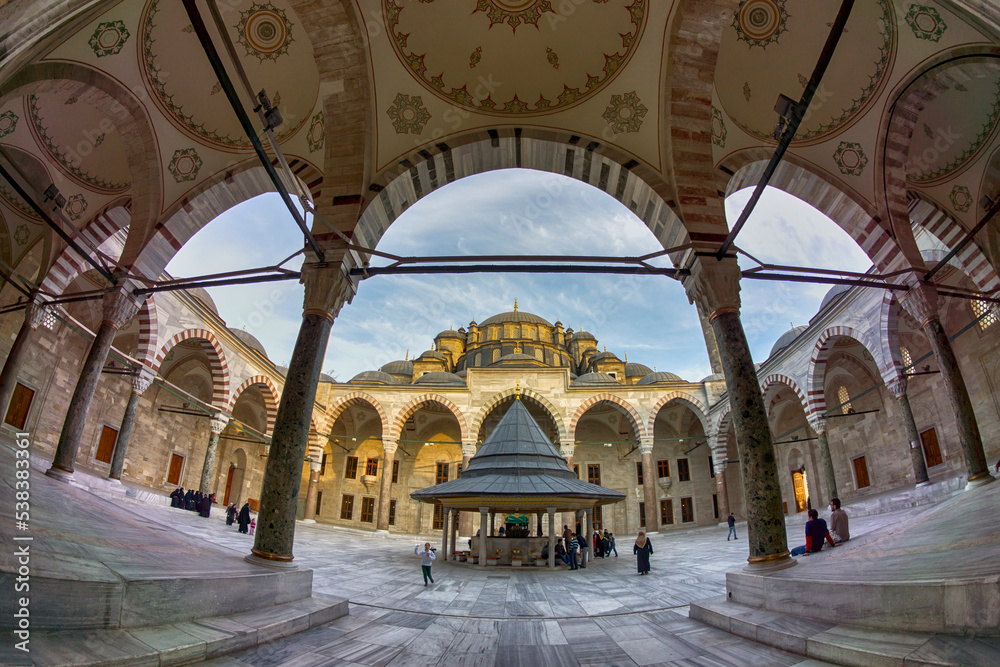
625;362;653;378
349;370;398;385
700;372;725;382
380;359;414;376
187;287;219;317
636;371;683;385
820;284;850;311
572;372;620;386
769;325;809;358
589;351;620;363
582;346;599;355
228;328;267;358
435;329;465;340
414;372;466;386
320;373;337;383
479;311;553;327
455;369;468;378
418;349;448;361
572;331;597;341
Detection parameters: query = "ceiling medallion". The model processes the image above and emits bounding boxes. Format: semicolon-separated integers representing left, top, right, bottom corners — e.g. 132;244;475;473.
64;194;88;221
168;148;204;183
832;141;868;176
473;0;555;31
89;20;131;58
950;185;972;213
307;112;325;153
905;4;947;42
0;110;17;138
236;3;294;62
733;0;788;49
14;224;29;247
711;106;728;147
387;93;432;134
602;91;646;134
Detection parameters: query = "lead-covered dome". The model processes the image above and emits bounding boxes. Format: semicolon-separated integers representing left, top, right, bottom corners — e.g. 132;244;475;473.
770;325;809;358
636;371;683;385
349;370;398;385
479;311;553;327
625;362;653;378
414;372;466;386
380;359;414;376
572;372;620;386
228;328;267;358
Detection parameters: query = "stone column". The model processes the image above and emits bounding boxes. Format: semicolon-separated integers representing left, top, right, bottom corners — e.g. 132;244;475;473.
714;455;730;524
479;507;488;568
459;442;476;537
441;507;450;558
490;513;495;536
582;508;591;568
48;286;143;481
694;300;725;376
199;414;229;494
249;255;355;567
561;447;576;529
811;418;837;504
887;378;930;485
685;257;793;571
902;283;994;487
548;507;556;569
536;512;543;537
640;437;658;533
0;299;47;417
302;462;322;522
451;510;459;560
376;439;397;532
109;366;155;480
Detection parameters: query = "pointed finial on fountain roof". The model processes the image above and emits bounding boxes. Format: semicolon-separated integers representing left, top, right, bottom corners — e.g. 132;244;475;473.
514;298;518;312
516;379;521;400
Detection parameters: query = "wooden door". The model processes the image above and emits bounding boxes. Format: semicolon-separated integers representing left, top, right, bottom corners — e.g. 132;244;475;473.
920;428;943;468
224;465;235;505
853;456;871;489
94;425;118;464
791;471;807;512
167;453;184;486
4;383;34;429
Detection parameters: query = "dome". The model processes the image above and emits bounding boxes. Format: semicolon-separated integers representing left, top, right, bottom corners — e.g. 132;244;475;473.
414;372;467;386
320;373;337;383
572;330;597;341
582;346;599;355
636;371;683;385
380;359;414;376
435;329;465;340
187;287;219;316
348;370;398;385
589;351;620;363
571;372;620;386
625;362;654;378
493;352;544;367
479;311;553;327
769;326;809;358
700;372;725;382
820;284;850;311
228;328;267;358
456;369;468;378
418;349;447;361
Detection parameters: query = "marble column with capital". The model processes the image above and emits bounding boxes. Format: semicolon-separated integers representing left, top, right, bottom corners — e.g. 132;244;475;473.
376;439;397;531
302;462;322;522
901;283;993;487
640;437;658;533
250;252;355;566
479;508;488;567
0;299;47;417
810;417;838;504
887;377;930;485
459;441;476;537
441;507;450;557
200;414;230;495
684;257;793;571
48;286;144;481
713;453;730;524
109;366;155;480
561;447;576;530
547;508;556;568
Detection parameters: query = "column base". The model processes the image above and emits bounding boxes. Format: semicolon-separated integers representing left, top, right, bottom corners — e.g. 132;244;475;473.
244;553;298;570
45;466;76;483
965;473;996;490
742;554;797;574
373;529;391;537
915;479;932;487
298;519;316;524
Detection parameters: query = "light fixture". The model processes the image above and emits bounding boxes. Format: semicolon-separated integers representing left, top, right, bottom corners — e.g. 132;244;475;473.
772;93;798;140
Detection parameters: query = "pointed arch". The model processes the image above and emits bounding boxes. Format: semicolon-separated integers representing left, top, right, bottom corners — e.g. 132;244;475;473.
228;375;280;435
153;329;230;407
471;388;567;445
645;391;710;436
806;326;882;421
325;392;389;438
909;197;1000;293
135;293;159;365
568;393;646;443
759;373;809;418
389;394;470;443
39;207;129;295
713;405;734;462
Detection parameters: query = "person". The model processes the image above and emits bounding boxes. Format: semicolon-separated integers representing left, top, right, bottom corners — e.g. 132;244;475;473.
567;533;579;570
541;543;549;562
634;531;653;575
555;538;569;566
995;459;1000;474
169;487;182;507
415;542;436;585
563;524;572;547
593;531;603;558
790;509;837;556
829;498;849;543
226;503;237;526
249;518;256;536
498;525;505;537
237;502;251;534
608;532;618;557
198;493;213;518
727;513;737;541
602;530;611;556
183;489;195;511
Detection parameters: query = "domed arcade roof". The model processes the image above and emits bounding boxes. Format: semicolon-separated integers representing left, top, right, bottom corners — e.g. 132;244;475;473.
820;284;851;311
435;329;465;340
625;362;653;378
349;370;399;385
770;325;810;358
414;372;466;386
636;371;683;385
572;372;620;386
228;328;267;358
380;359;414;376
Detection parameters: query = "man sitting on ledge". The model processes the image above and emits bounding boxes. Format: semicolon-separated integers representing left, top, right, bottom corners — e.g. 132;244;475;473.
829;497;849;543
790;509;838;556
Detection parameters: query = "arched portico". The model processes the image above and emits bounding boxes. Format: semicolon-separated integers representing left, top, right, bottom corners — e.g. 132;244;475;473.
153;329;230;409
472;387;567;446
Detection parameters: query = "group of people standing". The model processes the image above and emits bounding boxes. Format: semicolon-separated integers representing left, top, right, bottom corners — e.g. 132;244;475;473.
169;487;214;518
592;529;618;558
225;502;255;534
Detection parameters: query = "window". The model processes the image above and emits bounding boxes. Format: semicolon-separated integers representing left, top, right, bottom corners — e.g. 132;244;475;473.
94;425;118;464
361;497;375;523
660;499;673;525
345;456;358;479
972;299;998;330
838;386;853;415
639;502;646;528
681;497;694;523
316;491;323;516
433;504;444;529
636;462;643;485
457;463;463;478
713;494;719;519
166;453;184;486
677;458;690;482
392;459;399;483
593;506;602;530
900;346;913;371
340;494;354;519
853;456;871;489
4;382;35;429
709;454;715;478
587;464;601;485
573;464;579;479
365;457;378;476
388;499;397;525
657;459;670;478
320;453;328;476
435;462;449;485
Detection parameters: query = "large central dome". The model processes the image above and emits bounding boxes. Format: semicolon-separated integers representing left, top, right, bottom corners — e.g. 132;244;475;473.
479;311;553;327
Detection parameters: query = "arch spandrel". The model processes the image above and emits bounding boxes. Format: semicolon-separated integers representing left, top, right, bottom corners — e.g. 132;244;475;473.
470;388;567;446
909;196;1000;293
568;393;646;444
389;394;470;443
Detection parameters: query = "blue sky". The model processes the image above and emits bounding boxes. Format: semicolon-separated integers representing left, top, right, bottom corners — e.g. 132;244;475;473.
166;169;872;381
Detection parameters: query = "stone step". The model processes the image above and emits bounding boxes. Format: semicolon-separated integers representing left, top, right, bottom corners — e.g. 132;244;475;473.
690;595;1000;666
0;593;348;666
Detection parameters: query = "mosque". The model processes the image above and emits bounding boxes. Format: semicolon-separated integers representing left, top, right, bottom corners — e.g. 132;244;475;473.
1;0;1000;664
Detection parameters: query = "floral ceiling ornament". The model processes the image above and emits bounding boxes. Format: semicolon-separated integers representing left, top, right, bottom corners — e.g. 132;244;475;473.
236;2;295;62
546;47;560;69
13;224;29;246
711;106;728;147
307;112;325;153
743;82;752;102
89;20;131;57
833;141;868;176
950;185;973;213
386;93;431;134
905;4;947;42
64;194;88;221
469;46;482;69
732;0;789;49
603;91;647;133
473;0;555;31
0;110;17;138
168;148;203;183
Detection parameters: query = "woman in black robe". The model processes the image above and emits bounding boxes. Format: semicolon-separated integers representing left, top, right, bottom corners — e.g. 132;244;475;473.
237;502;251;533
226;504;237;525
170;488;182;507
633;531;653;575
198;493;212;518
183;489;195;510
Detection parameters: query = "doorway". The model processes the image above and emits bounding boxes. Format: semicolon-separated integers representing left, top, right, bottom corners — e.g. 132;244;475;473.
791;470;808;512
224;464;235;505
853;455;871;489
920;428;943;468
94;425;118;464
167;453;184;486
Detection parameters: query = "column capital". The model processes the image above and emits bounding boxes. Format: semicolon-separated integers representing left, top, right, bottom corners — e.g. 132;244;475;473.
682;256;742;319
808;415;827;435
301;246;357;320
479;506;489;514
560;444;575;459
309;461;322;473
131;365;156;395
209;414;230;434
899;282;939;326
547;506;557;514
462;441;477;458
382;438;398;455
639;436;655;455
102;284;144;330
885;376;908;399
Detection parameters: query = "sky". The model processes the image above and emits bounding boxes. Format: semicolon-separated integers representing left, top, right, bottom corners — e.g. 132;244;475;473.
165;169;872;382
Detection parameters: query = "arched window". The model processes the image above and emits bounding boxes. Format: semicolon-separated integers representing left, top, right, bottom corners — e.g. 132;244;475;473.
838;386;853;415
900;346;913;370
971;300;997;331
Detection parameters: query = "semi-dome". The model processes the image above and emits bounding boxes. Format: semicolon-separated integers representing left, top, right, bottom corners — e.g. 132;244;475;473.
435;329;465;340
625;362;653;378
479;311;553;327
571;372;620;386
636;371;683;385
769;326;809;358
414;372;466;386
820;284;851;311
349;370;398;385
228;328;267;358
380;359;414;376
